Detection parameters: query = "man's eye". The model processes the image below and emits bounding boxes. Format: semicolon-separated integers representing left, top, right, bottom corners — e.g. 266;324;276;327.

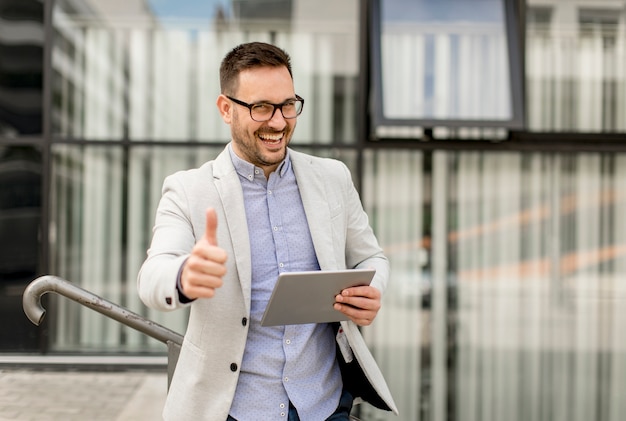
252;104;273;113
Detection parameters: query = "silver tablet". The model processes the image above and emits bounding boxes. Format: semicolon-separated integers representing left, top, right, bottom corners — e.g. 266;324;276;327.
260;268;376;327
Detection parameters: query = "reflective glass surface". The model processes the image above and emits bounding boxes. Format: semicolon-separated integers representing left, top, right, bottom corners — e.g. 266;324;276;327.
0;145;42;351
51;0;360;144
526;1;626;132
0;0;44;136
361;148;626;421
378;0;513;122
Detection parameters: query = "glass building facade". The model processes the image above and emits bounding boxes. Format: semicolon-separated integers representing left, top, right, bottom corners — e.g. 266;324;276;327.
1;0;625;419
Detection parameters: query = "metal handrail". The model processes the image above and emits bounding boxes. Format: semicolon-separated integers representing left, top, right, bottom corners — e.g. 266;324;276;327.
23;275;183;387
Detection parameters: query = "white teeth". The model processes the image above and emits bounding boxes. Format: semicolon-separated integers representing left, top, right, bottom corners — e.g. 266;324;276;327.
259;133;282;142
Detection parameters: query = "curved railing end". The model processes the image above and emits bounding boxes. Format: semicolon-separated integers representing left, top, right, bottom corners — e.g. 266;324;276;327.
22;275;62;326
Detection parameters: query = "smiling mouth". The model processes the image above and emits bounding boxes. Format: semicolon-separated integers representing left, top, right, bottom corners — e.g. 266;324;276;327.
258;132;283;144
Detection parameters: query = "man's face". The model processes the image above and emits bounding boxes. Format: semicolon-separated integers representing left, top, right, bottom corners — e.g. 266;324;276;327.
220;65;298;176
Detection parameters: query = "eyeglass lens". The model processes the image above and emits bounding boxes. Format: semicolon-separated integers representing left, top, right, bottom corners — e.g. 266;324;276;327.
250;100;303;121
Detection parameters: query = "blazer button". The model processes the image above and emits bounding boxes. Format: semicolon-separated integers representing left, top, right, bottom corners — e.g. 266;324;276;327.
241;317;248;327
230;363;238;372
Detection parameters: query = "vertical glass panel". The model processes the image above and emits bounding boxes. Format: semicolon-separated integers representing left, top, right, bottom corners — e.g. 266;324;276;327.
0;0;44;136
51;0;360;144
526;2;626;132
0;145;42;351
378;0;513;122
361;148;626;420
360;149;427;420
49;144;127;351
451;151;626;421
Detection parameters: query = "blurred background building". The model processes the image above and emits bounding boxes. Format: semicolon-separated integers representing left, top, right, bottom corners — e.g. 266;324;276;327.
1;0;625;420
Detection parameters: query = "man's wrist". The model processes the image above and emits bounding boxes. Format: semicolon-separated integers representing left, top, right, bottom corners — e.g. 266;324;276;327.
176;260;194;304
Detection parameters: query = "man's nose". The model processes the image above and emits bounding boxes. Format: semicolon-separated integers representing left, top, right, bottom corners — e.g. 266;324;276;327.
267;108;287;128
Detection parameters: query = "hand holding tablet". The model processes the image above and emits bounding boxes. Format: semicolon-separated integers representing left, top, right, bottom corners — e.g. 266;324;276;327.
260;268;376;326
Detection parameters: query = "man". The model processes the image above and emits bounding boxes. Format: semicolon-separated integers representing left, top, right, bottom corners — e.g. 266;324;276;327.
138;42;397;420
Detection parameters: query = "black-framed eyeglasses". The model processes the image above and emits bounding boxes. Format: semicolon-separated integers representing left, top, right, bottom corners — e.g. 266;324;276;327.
226;95;304;122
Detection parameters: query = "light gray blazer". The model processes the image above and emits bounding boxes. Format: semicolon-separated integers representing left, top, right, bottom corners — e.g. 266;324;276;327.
138;144;398;419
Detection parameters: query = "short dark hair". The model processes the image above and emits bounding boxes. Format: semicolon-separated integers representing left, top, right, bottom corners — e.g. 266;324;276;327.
219;42;293;96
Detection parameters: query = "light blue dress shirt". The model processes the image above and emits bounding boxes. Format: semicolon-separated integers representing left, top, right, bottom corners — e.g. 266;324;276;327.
227;145;343;421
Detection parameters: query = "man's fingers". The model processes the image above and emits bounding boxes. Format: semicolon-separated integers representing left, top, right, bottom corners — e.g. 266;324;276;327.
334;285;381;326
335;294;380;311
334;301;376;326
181;256;225;300
338;285;381;300
186;252;227;277
184;273;223;290
204;208;218;246
182;278;221;300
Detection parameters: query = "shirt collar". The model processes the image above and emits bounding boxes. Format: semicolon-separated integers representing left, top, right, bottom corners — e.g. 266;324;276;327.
228;143;291;181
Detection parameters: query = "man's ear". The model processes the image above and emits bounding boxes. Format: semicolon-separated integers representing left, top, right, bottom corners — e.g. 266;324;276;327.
216;94;232;124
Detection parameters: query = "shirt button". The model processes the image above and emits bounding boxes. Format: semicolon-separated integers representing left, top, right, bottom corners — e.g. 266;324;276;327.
230;363;238;372
280;412;286;417
285;339;291;345
241;317;247;326
268;190;272;194
255;169;259;174
280;403;285;409
284;377;289;382
273;226;278;231
279;263;284;268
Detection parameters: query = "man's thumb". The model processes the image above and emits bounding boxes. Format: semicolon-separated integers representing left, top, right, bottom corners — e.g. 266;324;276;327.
204;208;218;246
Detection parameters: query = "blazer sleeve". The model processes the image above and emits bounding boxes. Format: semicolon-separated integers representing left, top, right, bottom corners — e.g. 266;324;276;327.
338;161;390;294
137;172;199;311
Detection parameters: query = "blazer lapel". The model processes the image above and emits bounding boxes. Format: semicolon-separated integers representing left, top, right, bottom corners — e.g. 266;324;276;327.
213;146;252;314
290;150;338;271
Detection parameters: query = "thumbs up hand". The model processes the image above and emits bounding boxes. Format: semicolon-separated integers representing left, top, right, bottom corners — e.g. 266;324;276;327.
181;208;228;300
